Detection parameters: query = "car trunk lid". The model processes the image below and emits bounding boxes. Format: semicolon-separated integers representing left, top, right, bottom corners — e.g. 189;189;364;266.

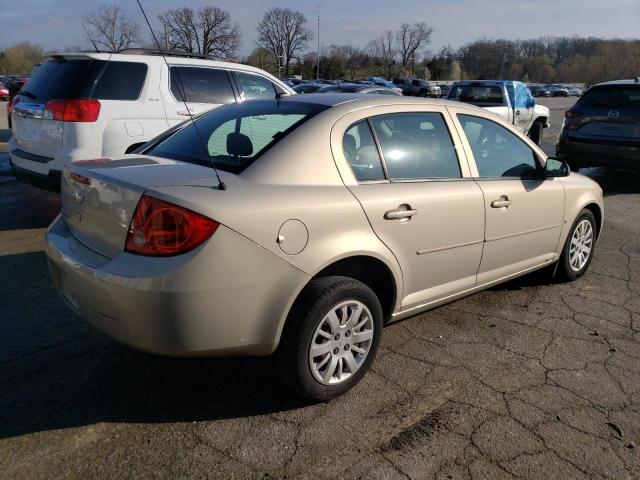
61;156;227;258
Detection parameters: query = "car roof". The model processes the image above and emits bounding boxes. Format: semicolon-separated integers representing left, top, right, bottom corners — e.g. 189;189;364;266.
593;78;640;87
280;92;480;110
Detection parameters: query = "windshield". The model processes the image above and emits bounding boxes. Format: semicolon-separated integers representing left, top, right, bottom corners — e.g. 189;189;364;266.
449;85;505;105
146;100;328;174
579;85;640;109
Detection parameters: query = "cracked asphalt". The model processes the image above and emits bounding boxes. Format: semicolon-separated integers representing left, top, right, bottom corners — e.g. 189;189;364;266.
1;98;639;479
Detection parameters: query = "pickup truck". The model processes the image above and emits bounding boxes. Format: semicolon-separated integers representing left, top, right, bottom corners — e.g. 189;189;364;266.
393;78;441;97
448;80;550;145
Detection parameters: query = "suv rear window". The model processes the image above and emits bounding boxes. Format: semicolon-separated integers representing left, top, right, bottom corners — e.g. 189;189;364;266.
579;85;640;109
146;100;328;174
170;67;235;104
19;58;147;103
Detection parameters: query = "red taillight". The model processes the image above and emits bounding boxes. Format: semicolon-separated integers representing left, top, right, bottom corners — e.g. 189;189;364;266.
564;111;583;119
44;99;101;122
69;172;92;185
125;195;219;256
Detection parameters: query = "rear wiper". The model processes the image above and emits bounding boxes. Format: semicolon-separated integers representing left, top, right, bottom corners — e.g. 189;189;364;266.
17;90;37;100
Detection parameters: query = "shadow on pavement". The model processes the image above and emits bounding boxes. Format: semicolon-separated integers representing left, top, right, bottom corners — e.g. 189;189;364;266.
582;167;640;197
0;129;11;143
0;253;309;440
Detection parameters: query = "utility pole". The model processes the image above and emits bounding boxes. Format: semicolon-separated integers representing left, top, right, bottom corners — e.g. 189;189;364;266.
316;5;320;80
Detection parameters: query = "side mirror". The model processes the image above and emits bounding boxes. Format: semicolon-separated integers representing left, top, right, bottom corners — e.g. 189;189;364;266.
544;157;569;178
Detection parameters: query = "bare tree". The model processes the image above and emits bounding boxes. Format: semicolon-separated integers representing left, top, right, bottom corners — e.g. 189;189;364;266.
158;6;240;58
256;7;312;77
84;4;140;52
368;31;396;78
396;22;433;74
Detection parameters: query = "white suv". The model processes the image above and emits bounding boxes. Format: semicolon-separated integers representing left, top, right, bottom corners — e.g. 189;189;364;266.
9;49;294;189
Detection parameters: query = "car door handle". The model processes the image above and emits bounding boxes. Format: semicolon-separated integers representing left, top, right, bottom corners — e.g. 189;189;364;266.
491;196;513;208
384;207;418;220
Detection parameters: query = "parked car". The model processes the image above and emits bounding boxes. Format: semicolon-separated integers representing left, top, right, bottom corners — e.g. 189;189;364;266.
448;80;550;145
293;83;325;94
0;83;9;100
549;85;570;97
393;78;441;97
45;94;603;400
368;76;403;94
439;83;452;97
567;87;582;97
8;49;294;189
531;86;551;97
557;77;640;171
316;83;402;95
283;78;308;87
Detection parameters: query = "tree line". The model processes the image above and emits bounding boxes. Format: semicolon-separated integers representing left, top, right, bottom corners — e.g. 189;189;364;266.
1;3;639;86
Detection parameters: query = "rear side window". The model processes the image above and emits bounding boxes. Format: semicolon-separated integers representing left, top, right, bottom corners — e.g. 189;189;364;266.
343;121;386;181
18;58;106;103
170;67;235;104
92;62;147;100
579;86;640;109
370;112;461;180
236;72;278;100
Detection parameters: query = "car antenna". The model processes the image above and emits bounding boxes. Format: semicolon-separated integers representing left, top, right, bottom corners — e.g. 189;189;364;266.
135;0;226;191
82;23;99;52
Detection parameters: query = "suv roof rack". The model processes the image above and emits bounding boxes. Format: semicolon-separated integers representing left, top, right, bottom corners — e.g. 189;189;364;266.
116;48;224;61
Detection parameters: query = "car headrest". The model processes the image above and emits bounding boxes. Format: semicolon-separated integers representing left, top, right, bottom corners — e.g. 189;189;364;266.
226;132;253;157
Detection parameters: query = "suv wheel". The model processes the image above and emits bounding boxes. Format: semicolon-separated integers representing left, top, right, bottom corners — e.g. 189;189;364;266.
276;276;383;400
556;209;597;281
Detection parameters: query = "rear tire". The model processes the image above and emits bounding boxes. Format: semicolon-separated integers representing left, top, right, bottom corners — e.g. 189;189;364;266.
276;276;383;401
556;209;597;281
528;121;544;146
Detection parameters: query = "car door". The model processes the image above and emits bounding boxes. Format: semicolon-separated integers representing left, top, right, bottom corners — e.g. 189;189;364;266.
450;108;564;284
332;106;485;312
163;66;237;127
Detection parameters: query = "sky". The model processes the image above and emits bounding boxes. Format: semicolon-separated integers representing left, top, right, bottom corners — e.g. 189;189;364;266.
1;0;639;57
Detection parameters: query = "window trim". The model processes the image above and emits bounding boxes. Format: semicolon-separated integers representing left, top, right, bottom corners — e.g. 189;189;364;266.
167;65;237;105
367;111;465;183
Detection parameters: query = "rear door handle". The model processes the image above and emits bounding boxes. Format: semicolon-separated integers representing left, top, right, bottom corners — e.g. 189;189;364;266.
491;196;512;208
384;206;418;220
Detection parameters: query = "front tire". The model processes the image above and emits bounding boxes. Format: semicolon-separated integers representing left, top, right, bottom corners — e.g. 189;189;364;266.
276;276;383;401
556;209;597;281
528;121;544;146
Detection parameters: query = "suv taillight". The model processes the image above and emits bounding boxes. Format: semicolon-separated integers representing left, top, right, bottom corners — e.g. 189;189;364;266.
125;195;219;257
44;99;101;122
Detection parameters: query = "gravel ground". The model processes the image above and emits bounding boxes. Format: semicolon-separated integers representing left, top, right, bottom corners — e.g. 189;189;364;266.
1;96;639;480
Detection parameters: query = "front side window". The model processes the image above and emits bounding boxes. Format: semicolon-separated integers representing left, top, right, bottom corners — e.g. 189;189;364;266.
147;101;327;173
236;72;278;100
458;114;539;178
343;121;386;182
369;112;461;180
170;67;235;104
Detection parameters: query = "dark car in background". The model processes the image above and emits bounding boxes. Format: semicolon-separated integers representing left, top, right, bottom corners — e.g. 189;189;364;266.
557;78;640;171
315;83;402;95
293;83;325;94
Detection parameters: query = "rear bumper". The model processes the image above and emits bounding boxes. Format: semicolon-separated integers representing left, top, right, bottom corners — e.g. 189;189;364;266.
10;158;61;190
45;215;309;357
557;134;640;169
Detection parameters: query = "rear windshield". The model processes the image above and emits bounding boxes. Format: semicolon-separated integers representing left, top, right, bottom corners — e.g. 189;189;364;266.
579;85;640;109
449;85;505;105
19;58;147;103
146;100;328;174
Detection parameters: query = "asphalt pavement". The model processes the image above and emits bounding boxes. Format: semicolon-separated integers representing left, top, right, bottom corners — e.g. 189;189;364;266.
1;97;639;479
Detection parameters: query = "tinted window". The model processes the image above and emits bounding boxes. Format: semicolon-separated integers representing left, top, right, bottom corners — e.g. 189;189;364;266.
449;85;505;105
579;85;640;109
18;58;106;103
147;101;327;174
92;62;147;100
170;67;235;104
370;112;461;180
343;121;385;181
236;72;278;100
458;114;539;178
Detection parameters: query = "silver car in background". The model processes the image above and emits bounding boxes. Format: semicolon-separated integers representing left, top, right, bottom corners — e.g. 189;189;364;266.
46;95;603;400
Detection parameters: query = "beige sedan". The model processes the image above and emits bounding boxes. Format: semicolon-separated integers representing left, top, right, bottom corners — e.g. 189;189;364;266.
45;94;603;400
